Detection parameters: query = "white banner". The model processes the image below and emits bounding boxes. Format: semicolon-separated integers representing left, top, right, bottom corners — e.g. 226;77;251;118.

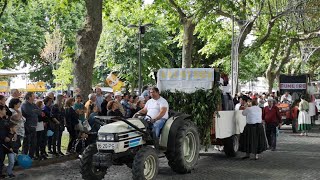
280;83;306;89
157;68;215;93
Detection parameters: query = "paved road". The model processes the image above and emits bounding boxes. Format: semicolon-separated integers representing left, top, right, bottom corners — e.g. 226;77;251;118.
15;125;320;180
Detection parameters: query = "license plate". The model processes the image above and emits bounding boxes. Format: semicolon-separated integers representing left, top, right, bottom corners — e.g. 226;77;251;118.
97;142;116;150
281;116;286;119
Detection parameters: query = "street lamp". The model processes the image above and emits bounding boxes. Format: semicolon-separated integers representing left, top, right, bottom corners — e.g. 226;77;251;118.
128;22;153;95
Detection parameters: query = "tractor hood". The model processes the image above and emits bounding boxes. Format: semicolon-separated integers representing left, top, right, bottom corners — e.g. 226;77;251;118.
98;118;145;134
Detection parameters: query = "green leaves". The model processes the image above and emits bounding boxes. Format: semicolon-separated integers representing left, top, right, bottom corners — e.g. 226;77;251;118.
162;85;221;149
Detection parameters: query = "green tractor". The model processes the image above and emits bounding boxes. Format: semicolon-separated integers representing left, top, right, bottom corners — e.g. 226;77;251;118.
80;112;200;180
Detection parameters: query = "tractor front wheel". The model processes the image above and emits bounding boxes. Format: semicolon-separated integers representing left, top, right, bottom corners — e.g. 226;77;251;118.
80;144;107;180
132;146;159;180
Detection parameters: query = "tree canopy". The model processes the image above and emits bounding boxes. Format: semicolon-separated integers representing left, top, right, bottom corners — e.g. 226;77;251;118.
0;0;319;93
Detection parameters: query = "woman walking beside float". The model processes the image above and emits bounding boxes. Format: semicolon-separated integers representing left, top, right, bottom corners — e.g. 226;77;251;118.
298;95;311;136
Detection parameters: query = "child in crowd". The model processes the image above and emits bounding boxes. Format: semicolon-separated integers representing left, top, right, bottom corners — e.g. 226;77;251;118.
75;131;89;155
4;122;18;178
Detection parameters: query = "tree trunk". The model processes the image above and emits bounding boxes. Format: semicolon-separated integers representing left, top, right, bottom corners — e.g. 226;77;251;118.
182;18;196;68
74;0;102;101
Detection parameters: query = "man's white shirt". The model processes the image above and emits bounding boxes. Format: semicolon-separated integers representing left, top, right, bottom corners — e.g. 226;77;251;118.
145;97;169;119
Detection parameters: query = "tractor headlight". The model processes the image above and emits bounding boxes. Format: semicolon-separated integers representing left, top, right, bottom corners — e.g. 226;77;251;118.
98;133;115;141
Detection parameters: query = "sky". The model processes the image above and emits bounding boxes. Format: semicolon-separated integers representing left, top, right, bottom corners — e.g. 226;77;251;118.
144;0;154;5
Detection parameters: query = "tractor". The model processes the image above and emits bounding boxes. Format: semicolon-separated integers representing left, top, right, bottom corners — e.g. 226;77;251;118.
80;112;200;180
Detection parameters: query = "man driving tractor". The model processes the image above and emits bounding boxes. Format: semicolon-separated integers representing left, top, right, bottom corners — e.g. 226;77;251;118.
137;87;169;138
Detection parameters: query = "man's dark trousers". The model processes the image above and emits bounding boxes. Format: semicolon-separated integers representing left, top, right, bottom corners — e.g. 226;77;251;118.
23;125;37;158
265;123;277;150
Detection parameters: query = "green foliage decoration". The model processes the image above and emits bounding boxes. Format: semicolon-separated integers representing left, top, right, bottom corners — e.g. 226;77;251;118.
161;85;221;149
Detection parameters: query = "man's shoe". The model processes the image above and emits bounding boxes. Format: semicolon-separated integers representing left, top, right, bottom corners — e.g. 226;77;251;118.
31;157;39;161
58;151;65;156
48;150;53;154
241;156;250;160
0;174;6;179
8;174;15;179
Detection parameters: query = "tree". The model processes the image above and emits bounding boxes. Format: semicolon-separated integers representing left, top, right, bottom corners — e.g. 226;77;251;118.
52;57;73;90
40;26;65;70
73;0;102;100
95;0;171;92
156;0;221;68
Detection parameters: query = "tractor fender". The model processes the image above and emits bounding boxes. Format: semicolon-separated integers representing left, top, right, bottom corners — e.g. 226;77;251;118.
159;114;191;149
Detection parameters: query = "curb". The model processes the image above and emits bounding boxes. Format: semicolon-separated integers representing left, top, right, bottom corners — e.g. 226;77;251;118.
14;154;78;171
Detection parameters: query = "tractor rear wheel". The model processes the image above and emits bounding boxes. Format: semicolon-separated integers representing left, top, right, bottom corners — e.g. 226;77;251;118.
166;120;200;174
132;146;159;180
80;144;107;180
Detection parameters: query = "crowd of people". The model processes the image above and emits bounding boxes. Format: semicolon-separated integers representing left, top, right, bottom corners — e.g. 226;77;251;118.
232;91;317;160
0;86;154;178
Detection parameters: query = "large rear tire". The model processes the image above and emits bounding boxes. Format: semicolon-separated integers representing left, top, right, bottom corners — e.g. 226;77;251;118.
80;144;107;180
132;146;159;180
166;120;200;174
223;135;239;157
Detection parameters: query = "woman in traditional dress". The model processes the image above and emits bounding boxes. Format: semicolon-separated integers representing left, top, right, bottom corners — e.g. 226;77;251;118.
239;100;267;160
298;95;311;136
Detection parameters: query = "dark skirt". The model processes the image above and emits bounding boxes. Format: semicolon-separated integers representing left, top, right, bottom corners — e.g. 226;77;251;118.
239;123;268;154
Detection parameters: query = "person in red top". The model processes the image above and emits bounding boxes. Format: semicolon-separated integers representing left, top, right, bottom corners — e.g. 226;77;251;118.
262;97;281;151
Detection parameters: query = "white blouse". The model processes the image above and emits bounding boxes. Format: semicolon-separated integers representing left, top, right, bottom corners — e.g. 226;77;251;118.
242;105;262;124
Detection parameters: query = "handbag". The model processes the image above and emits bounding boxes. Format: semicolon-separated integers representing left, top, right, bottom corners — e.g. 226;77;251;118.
75;120;84;131
36;121;44;131
83;120;92;132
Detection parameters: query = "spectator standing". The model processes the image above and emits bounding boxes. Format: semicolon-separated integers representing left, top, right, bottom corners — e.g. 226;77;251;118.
21;92;41;159
4;122;18;178
65;98;79;153
35;100;47;160
51;95;65;156
85;93;96;119
95;87;104;113
121;93;133;118
88;105;99;128
135;98;145;112
114;92;125;116
141;86;149;98
107;101;124;117
74;95;85;123
73;88;81;98
5;89;21;106
9;98;25;153
262;97;281;151
100;93;112;116
298;95;311;136
0;105;9;179
0;95;12;119
239;100;267;160
43;97;54;155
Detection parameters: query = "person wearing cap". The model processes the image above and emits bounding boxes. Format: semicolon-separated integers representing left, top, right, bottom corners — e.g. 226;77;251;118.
137;87;169;138
262;97;281;151
114;92;126;116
